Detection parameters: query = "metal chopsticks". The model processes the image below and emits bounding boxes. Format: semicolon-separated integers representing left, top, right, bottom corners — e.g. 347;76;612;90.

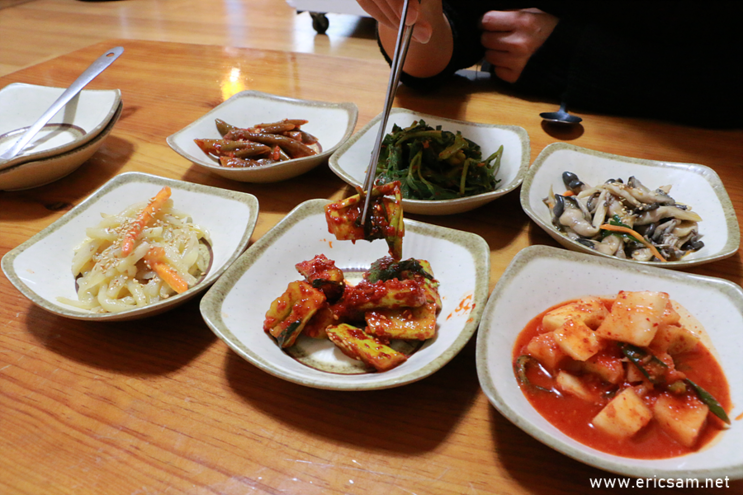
360;0;415;225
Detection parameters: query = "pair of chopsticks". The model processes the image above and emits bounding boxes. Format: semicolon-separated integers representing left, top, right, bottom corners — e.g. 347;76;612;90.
360;0;416;224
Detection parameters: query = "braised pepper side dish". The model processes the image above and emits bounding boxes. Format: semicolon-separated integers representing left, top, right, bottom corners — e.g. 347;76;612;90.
325;181;404;260
194;118;320;168
513;291;731;459
263;254;441;372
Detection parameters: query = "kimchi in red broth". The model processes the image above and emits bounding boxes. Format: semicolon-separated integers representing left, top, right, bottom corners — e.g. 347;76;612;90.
512;291;731;459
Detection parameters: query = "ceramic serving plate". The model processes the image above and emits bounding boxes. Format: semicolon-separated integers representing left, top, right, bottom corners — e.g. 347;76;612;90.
0;102;122;191
477;245;743;480
328;108;530;215
0;83;121;171
200;199;490;390
520;143;740;268
2;172;259;321
167;90;358;183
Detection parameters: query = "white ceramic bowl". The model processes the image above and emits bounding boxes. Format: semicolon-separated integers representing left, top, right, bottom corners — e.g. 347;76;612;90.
0;82;121;171
167;90;358;183
520;142;740;267
2;172;259;321
0;102;122;191
477;245;743;479
328;108;530;215
199;199;491;390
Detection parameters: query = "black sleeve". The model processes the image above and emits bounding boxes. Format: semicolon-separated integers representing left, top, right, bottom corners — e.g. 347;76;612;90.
518;2;743;127
377;1;742;127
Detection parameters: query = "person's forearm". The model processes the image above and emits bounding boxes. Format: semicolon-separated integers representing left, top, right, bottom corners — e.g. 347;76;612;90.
377;5;454;79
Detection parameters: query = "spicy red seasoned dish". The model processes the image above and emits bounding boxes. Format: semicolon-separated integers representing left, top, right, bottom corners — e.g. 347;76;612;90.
263;181;440;373
263;254;441;372
194;118;320;168
513;291;730;458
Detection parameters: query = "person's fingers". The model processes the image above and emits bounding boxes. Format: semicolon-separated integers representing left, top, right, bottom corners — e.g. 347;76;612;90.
479;10;521;32
484;49;527;83
357;0;399;29
481;31;531;56
393;0;430;43
358;0;431;43
398;0;420;26
479;8;558;82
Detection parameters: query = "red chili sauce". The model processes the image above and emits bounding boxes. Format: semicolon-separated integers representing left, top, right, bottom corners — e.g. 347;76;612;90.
512;300;731;459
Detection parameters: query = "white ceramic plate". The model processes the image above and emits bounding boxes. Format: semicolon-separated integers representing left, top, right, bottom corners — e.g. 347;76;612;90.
0;83;121;170
200;199;490;390
0;102;122;191
477;245;743;479
520;142;740;267
1;172;259;321
328;108;530;215
167;90;358;183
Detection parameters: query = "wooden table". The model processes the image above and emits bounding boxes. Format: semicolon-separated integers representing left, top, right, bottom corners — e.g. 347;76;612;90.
1;40;741;495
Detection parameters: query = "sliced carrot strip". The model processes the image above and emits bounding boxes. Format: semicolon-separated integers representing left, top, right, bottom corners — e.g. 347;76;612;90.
144;247;189;294
120;186;172;256
599;224;667;262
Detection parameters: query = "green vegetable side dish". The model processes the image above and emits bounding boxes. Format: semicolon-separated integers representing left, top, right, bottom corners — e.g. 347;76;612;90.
373;120;503;200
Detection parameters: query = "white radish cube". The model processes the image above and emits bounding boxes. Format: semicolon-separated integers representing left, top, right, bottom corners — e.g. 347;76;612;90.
653;393;709;447
553;319;602;361
592;388;652;438
595;291;669;346
556;371;596;402
525;332;568;371
650;324;700;355
582;354;625;384
542;297;609;332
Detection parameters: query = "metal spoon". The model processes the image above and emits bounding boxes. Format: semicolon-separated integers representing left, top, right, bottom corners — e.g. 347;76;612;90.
540;101;582;125
0;46;124;166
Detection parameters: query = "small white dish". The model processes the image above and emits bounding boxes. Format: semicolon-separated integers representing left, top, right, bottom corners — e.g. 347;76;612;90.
199;199;490;390
1;172;259;321
328;108;530;215
0;82;121;170
0;102;122;191
520;142;740;267
477;245;743;479
167;90;358;183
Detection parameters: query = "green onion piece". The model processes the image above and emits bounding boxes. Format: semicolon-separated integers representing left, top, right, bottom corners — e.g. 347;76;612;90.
619;343;656;382
514;355;555;394
276;320;301;348
619;343;668;384
600;214;634;241
685;378;731;425
459;159;470;196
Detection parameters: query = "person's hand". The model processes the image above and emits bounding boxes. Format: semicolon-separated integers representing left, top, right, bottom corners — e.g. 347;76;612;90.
480;8;559;83
357;0;453;78
357;0;437;43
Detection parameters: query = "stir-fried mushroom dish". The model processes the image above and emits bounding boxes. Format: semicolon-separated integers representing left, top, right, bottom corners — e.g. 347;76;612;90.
544;172;704;262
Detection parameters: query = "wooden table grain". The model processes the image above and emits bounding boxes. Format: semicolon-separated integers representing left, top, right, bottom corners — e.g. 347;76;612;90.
1;40;741;495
